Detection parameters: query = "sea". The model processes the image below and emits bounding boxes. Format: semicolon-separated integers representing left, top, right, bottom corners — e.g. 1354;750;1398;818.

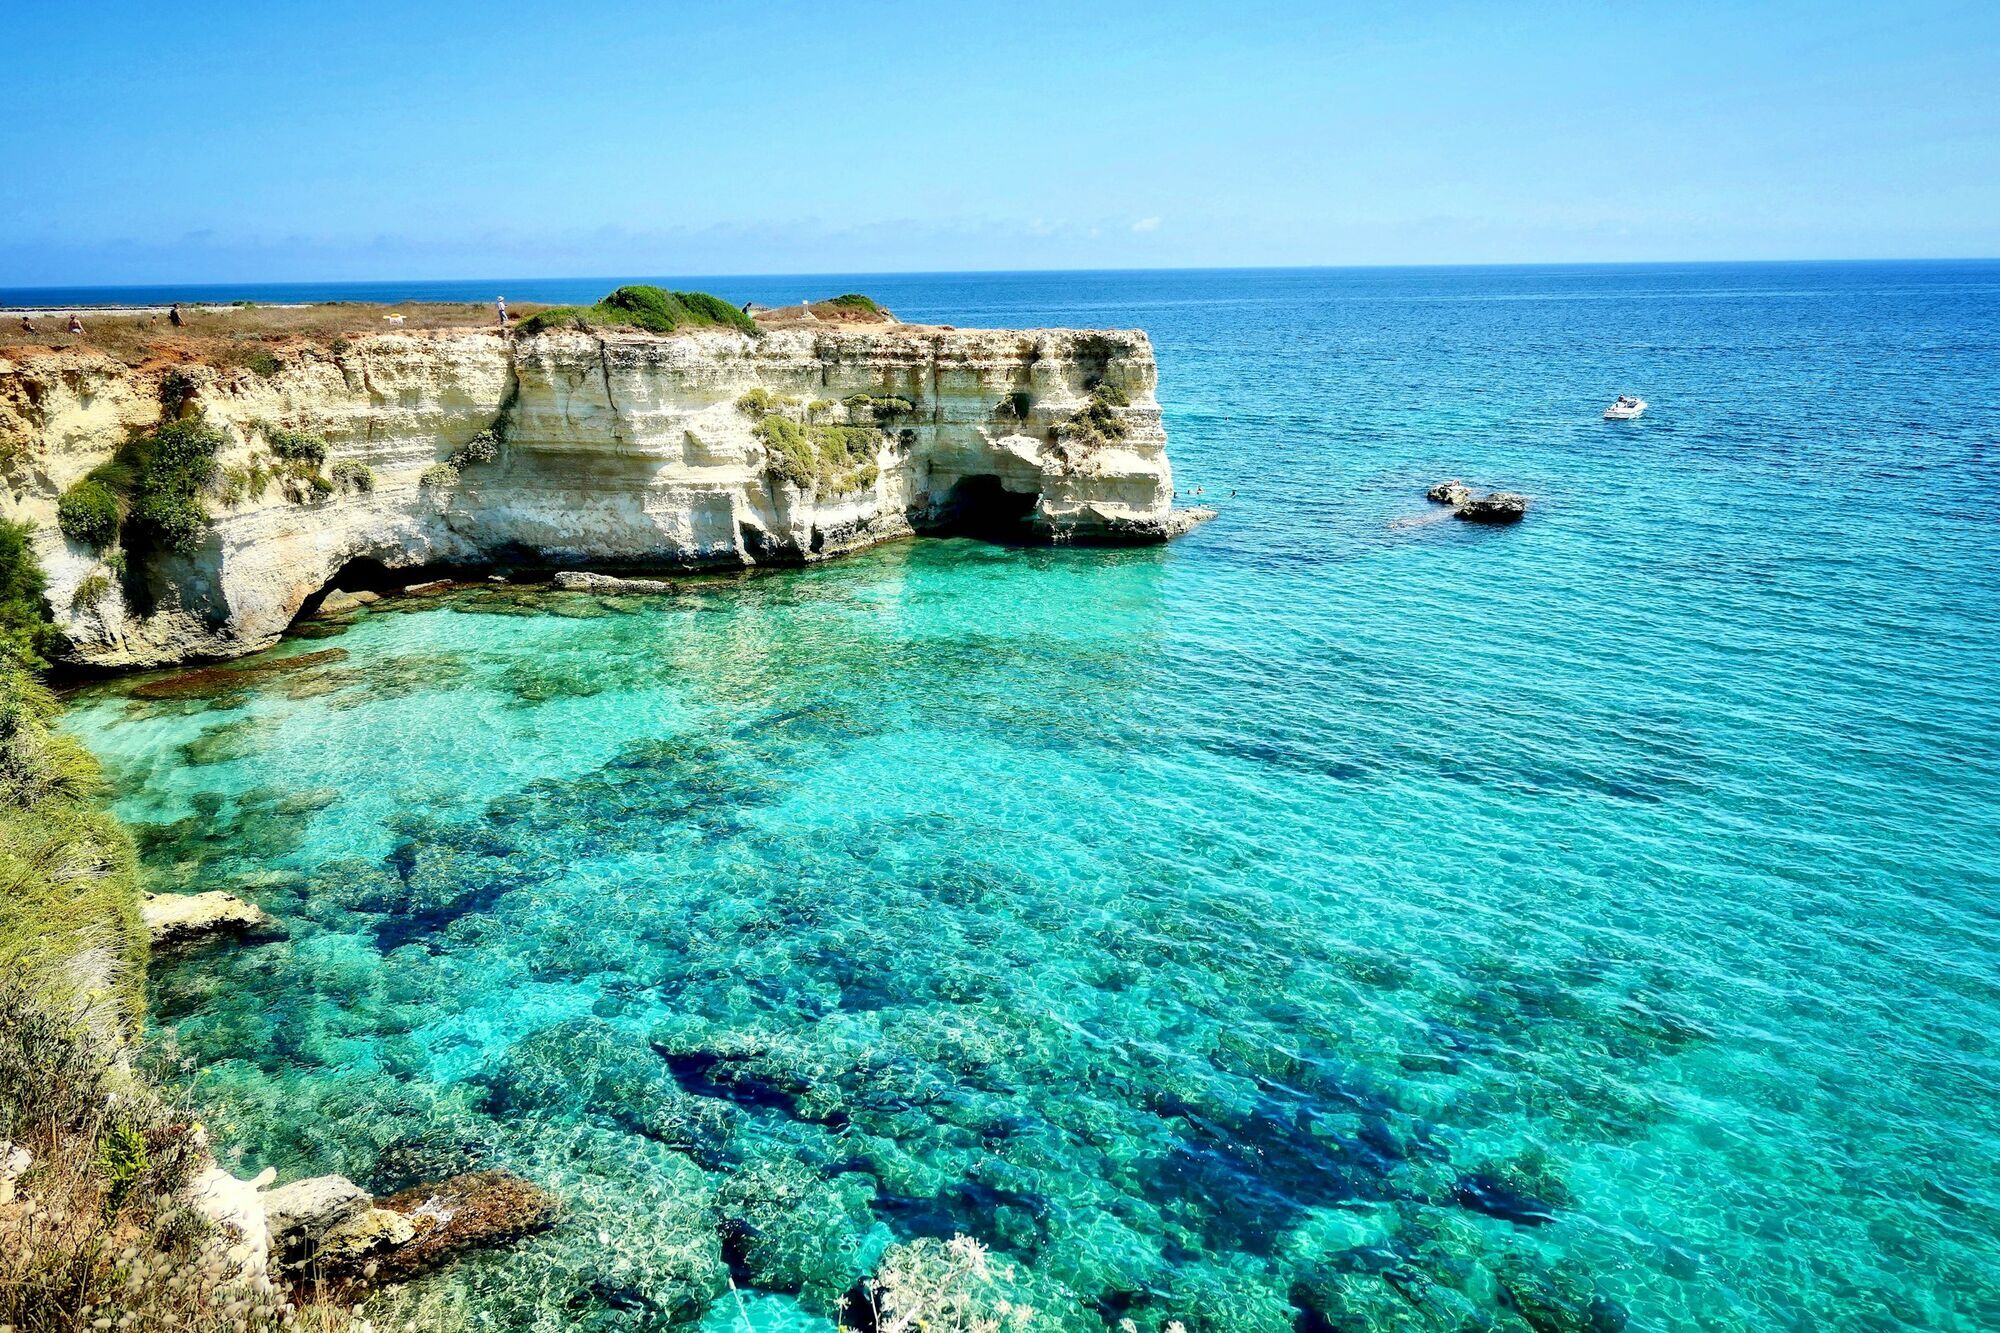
53;263;2000;1332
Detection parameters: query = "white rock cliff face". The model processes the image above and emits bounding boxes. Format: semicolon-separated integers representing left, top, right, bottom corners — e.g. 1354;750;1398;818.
0;324;1183;668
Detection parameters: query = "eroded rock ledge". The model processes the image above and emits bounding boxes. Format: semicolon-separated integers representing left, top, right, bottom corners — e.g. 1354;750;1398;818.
0;322;1194;669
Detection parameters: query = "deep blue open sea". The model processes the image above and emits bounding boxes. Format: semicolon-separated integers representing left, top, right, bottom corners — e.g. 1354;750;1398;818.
60;264;2000;1332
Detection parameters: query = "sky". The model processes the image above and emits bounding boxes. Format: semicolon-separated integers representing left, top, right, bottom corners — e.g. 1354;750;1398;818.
2;0;1996;284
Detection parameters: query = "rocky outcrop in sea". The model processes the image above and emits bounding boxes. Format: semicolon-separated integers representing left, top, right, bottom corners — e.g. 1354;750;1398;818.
0;322;1192;668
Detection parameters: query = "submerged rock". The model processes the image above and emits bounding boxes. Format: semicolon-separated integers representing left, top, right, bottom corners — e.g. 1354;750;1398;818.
1427;479;1474;506
319;1206;417;1265
554;570;677;594
263;1173;370;1266
141;891;277;948
365;1170;558;1280
129;648;349;700
316;588;381;616
1455;492;1531;524
1162;506;1218;537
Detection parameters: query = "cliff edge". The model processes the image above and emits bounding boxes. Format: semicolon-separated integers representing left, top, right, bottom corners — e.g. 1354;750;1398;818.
0;316;1190;669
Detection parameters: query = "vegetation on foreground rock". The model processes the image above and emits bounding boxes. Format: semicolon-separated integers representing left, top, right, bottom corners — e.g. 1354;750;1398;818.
516;285;756;337
0;520;66;668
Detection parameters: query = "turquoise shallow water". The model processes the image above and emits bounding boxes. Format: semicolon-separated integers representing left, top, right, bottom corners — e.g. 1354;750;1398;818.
63;265;2000;1332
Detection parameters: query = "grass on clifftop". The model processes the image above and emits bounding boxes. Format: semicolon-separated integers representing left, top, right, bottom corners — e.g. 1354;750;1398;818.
516;285;757;338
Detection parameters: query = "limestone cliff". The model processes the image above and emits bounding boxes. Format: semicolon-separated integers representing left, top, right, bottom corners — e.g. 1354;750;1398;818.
0;323;1188;668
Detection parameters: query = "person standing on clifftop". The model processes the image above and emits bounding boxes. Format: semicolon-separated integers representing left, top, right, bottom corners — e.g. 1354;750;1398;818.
169;302;183;328
496;297;508;330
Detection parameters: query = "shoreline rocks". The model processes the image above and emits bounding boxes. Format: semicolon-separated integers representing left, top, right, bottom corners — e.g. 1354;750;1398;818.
263;1174;370;1267
1427;479;1474;507
553;570;677;594
141;891;278;948
259;1168;554;1284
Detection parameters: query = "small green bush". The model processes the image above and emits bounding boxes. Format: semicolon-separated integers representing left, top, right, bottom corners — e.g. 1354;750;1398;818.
452;429;499;466
826;293;883;313
515;305;587;335
157;369;198;416
330;459;375;492
56;479;121;548
843;392;916;416
420;461;461;489
755;414;814;489
517;285;757;337
119;417;226;559
754;415;882;495
261;423;328;465
69;573;114;612
245;349;281;377
737;387;789;419
1061;380;1132;452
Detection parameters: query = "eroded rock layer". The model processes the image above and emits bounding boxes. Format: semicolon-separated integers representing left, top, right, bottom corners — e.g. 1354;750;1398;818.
0;324;1180;667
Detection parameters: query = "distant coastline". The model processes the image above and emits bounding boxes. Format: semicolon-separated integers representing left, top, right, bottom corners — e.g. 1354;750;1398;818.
8;257;1999;313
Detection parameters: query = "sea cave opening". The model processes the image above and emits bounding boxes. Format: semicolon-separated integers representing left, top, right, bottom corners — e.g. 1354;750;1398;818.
936;475;1038;542
294;555;406;621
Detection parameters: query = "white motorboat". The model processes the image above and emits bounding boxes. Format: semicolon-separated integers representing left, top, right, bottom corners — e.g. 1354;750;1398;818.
1604;395;1647;420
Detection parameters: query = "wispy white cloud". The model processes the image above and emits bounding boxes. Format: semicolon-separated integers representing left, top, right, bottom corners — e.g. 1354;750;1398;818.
1131;217;1162;233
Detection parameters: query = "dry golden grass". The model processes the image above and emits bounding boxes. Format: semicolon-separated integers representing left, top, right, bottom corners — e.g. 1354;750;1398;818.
0;294;927;372
0;302;547;370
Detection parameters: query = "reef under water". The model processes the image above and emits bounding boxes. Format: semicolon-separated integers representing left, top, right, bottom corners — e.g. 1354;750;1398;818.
62;265;2000;1332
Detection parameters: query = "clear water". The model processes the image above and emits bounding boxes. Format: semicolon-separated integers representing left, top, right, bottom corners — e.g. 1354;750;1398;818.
62;265;2000;1332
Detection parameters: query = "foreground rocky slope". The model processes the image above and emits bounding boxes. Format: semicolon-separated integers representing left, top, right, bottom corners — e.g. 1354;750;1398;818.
0;320;1188;668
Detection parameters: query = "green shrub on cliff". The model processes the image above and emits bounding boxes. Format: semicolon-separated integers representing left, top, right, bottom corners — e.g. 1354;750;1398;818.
843;392;916;416
1060;379;1131;452
56;479;122;549
826;293;883;314
69;573;115;613
70;417;226;563
331;459;376;493
261;422;328;465
753;415;881;496
0;521;63;670
754;414;815;489
122;417;225;559
517;285;757;337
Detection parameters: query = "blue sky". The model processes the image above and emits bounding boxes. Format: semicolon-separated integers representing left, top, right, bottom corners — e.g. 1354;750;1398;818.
3;1;1995;283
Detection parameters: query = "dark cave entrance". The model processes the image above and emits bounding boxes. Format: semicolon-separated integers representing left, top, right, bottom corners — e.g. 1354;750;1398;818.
936;475;1037;542
293;556;405;622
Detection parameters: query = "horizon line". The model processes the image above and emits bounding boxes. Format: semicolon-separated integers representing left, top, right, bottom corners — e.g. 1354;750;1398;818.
5;255;1999;296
